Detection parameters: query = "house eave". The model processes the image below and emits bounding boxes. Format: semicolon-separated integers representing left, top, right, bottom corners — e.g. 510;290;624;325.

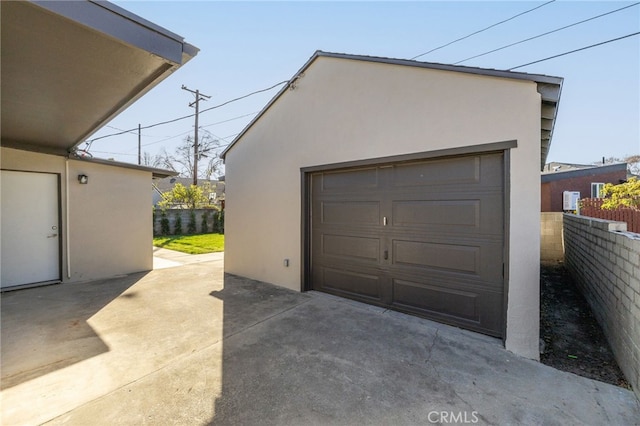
1;0;199;155
73;156;179;178
541;163;628;183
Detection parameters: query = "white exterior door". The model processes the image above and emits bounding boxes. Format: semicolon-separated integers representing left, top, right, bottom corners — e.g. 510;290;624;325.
1;170;61;289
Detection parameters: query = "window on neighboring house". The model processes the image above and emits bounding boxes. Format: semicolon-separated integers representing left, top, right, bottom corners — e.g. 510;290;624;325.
591;182;605;198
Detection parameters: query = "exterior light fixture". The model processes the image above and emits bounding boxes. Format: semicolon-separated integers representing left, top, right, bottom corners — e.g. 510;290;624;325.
78;174;88;184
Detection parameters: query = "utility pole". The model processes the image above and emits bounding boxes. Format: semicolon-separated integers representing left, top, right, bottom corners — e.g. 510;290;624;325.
138;123;141;165
181;85;211;186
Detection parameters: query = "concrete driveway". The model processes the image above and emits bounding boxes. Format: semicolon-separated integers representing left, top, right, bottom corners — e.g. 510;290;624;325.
1;252;638;425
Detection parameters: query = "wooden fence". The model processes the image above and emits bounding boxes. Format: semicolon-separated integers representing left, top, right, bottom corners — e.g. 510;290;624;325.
579;198;640;233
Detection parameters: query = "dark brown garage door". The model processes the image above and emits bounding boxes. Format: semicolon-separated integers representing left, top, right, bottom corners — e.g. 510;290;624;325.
310;153;505;337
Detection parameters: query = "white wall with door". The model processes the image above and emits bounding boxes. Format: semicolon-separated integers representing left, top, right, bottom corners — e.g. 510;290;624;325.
1;147;153;289
1;170;61;288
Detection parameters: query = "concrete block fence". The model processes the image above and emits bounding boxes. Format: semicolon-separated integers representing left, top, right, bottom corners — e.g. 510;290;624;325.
540;212;564;262
153;208;223;235
563;214;640;398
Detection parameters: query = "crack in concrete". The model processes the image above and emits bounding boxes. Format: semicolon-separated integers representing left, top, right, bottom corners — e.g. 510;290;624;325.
422;330;497;426
424;328;439;367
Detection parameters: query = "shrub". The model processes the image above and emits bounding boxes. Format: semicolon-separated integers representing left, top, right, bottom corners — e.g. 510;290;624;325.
173;214;183;235
601;177;640;210
187;210;197;234
213;210;225;234
201;211;209;233
152;208;157;236
160;210;170;236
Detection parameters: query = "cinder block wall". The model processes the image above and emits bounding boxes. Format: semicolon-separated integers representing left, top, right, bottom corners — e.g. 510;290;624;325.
564;214;640;398
153;209;223;235
541;212;564;262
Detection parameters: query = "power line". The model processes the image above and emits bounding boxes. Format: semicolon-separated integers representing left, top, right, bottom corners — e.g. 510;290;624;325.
106;125;139;136
85;80;288;144
91;150;138;157
200;81;287;114
411;0;556;60
455;2;640;64
205;131;237;144
131;111;259;150
201;111;259;128
93;133;240;159
508;31;640;70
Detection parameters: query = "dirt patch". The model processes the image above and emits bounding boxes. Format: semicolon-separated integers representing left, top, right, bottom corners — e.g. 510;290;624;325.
540;262;630;389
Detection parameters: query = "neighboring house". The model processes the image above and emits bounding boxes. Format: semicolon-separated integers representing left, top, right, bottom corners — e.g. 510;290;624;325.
541;163;628;212
152;176;225;208
221;51;563;360
1;1;196;290
543;161;595;173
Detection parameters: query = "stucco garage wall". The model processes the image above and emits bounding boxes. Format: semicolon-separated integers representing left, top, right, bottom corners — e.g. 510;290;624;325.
68;159;152;282
1;147;152;283
224;57;542;359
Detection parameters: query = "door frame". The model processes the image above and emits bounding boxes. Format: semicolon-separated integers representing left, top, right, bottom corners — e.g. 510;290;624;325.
0;169;63;291
300;140;516;338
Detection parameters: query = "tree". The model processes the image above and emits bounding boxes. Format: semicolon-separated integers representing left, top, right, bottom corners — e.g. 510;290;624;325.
600;177;640;210
624;154;640;175
156;130;224;180
592;154;640;175
159;183;209;210
142;151;164;168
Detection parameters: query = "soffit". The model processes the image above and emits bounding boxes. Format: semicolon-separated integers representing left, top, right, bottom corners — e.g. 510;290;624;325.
1;1;198;154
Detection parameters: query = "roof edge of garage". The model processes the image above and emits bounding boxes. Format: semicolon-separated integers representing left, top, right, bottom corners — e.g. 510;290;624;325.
72;155;179;178
541;162;628;183
220;50;563;168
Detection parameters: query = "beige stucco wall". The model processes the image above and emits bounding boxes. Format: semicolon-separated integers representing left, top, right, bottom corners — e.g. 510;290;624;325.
1;147;152;283
224;57;542;359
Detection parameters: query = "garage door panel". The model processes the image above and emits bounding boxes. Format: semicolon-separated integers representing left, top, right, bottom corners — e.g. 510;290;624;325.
314;266;383;301
391;193;503;235
393;199;479;228
392;156;481;187
321;234;380;262
320;201;380;226
320;167;379;191
391;153;503;189
391;239;503;284
391;279;503;336
393;240;479;275
392;279;479;320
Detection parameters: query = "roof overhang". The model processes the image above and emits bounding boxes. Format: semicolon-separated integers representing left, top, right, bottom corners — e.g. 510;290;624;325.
1;0;198;154
541;162;628;183
74;156;179;179
221;51;563;170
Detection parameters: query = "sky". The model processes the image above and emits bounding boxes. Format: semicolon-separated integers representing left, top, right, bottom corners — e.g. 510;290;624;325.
86;1;640;174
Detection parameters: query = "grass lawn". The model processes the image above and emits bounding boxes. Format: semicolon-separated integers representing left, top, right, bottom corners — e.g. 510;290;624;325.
153;233;224;254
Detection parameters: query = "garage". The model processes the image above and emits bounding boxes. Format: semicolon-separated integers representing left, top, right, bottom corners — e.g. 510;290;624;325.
221;51;562;359
309;152;505;336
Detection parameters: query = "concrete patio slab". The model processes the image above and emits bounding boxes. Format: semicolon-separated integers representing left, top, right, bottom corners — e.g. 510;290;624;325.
1;256;638;425
153;247;224;269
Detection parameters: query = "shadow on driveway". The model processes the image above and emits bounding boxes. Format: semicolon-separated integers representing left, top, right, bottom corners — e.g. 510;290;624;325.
1;272;146;389
2;261;639;425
